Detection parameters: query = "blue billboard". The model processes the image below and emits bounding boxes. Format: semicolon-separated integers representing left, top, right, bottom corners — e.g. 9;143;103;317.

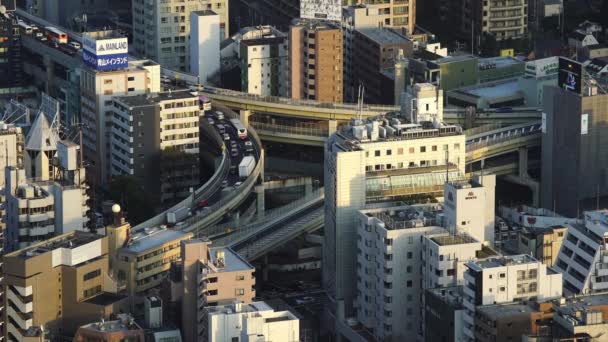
83;50;128;71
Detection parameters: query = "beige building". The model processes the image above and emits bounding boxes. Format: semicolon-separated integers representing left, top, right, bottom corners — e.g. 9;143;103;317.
288;19;343;103
80;59;160;187
173;239;255;342
343;1;417;35
464;0;529;41
132;0;228;71
73;314;145;342
114;227;192;295
2;231;129;340
517;225;567;267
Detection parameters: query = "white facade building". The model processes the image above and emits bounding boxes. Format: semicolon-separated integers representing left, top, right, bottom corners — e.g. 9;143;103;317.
401;83;445;123
204;301;299;342
5;140;89;252
238;28;288;96
324;114;465;323
190;11;220;84
443;175;496;245
80;59;160;186
0;123;23;189
132;0;228;72
553;210;608;295
462;255;563;341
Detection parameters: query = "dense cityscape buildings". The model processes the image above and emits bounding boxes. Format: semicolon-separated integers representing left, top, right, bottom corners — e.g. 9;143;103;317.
1;0;608;341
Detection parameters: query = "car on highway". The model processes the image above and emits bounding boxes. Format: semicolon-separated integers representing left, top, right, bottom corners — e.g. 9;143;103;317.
221;180;229;188
223;133;230;141
68;41;81;49
215;111;224;120
234;181;243;188
207;118;215;125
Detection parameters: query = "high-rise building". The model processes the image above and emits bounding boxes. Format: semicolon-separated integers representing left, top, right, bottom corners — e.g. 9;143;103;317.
424;286;466;342
80;56;160;187
111;90;202;205
553;210;608;295
23;0;108;27
2;231;129;340
190;11;220;84
73;314;145;342
204;301;299;342
0;122;24;253
288;19;343;103
541;77;608;217
324;113;465;327
176;239;256;342
0;1;25;95
462;255;563;341
352;27;413;105
132;0;228;71
239;27;288;96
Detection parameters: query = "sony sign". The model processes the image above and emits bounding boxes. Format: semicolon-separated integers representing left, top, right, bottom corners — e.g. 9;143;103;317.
83;36;128;56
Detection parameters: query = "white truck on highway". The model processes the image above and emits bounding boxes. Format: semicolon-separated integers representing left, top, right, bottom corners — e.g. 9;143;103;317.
238;156;255;178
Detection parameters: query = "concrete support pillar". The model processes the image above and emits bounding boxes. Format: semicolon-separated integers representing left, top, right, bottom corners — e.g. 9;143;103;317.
263;254;269;282
233;211;240;226
43;55;54;94
518;147;529;178
255;184;265;219
240;109;251;127
305;177;313;196
328;119;338;137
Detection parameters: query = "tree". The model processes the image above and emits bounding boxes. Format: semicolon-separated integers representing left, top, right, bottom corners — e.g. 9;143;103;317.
108;175;155;225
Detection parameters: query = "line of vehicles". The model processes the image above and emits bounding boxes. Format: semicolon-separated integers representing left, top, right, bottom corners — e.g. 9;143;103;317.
16;18;81;54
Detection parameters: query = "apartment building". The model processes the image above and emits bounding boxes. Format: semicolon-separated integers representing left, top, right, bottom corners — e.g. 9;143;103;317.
4;140;89;252
204;301;299;342
81;58;160;187
73;314;145;342
111;90;202;205
132;0;228;71
2;231;129;340
115;227;192;295
288;19;343;103
517;225;567;267
354;205;447;341
474;301;554;342
352;27;413;104
553;210;608;295
239;27;288;96
462;255;563;341
176;239;256;342
424;286;466;342
342;1;416;34
324;113;465;323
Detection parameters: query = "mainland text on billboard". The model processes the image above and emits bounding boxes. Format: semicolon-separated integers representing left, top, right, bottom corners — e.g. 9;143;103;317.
83;36;129;56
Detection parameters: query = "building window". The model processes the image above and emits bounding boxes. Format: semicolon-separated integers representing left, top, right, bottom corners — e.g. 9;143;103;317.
447;269;455;276
386;149;392;156
83;269;101;281
500;273;506;278
232;338;239;342
432;145;437;151
409;147;415;154
406;266;412;273
236;275;245;281
236;289;245;296
406;280;413;287
398;148;404;155
375;150;381;157
104;79;112;85
128;76;135;81
407;252;413;259
83;285;101;298
408;236;414;244
420;146;426;153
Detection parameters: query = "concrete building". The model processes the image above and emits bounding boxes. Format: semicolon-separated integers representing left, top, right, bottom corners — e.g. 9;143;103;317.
2;231;129;340
175;239;256;342
477;56;525;84
541;77;608;217
132;0;228;72
204;301;299;342
468;0;528;42
0;122;24;253
115;227;192;295
549;293;608;341
288;19;343;103
0;3;26;96
5;138;89;252
553;210;608;295
324;113;465;330
352;27;413;105
111;90;202;205
499;204;573;229
443;176;496;244
474;301;554;342
81;58;160;187
190;11;220;84
462;255;563;341
424;286;466;342
23;112;59;181
517;226;567;267
239;27;288;96
401;83;444;123
73;314;145;342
